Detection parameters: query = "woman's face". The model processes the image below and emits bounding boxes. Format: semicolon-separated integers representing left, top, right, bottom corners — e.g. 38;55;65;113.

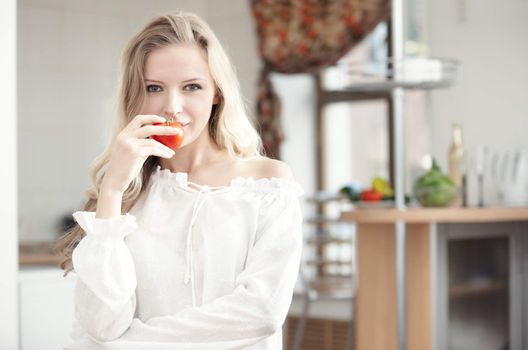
141;43;219;148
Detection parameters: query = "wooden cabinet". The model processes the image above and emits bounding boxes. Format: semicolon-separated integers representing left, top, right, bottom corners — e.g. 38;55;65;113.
340;207;528;350
436;222;524;350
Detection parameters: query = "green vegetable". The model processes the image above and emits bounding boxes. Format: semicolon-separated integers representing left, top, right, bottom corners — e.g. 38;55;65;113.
414;159;457;207
339;185;360;201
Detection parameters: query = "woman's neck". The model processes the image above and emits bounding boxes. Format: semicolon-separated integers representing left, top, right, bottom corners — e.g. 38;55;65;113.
159;132;228;174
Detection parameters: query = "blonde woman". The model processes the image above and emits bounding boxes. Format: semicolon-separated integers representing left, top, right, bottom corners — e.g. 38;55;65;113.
56;11;304;350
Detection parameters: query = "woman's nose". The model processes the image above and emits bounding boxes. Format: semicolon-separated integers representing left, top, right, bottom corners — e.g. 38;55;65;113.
165;91;183;116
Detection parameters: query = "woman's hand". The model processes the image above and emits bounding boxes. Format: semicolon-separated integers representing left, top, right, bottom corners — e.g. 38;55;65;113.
101;115;181;195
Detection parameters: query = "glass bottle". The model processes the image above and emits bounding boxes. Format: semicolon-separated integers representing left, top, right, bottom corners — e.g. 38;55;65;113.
449;122;466;205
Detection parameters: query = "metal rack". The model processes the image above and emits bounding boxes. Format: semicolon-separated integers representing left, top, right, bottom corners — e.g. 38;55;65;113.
293;193;356;350
313;13;459;350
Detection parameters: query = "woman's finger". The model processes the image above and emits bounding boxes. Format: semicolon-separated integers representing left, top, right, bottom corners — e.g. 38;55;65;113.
135;138;176;155
122;115;166;133
136;145;174;159
132;125;183;139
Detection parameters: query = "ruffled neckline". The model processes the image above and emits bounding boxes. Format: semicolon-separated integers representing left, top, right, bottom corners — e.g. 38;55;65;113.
151;165;304;196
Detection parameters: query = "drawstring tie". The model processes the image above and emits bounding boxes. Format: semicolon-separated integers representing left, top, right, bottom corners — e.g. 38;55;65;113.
184;186;210;307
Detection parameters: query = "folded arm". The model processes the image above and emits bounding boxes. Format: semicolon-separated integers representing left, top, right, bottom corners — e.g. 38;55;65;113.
71;211;139;342
105;188;304;349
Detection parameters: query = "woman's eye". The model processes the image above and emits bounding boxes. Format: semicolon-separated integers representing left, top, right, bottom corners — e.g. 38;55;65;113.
146;85;162;93
184;83;202;91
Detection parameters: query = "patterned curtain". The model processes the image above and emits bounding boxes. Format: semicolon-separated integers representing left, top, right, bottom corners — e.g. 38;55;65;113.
251;0;391;159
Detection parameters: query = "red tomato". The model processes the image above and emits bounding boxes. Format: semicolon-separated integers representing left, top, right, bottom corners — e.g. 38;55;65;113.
151;118;184;151
360;189;383;202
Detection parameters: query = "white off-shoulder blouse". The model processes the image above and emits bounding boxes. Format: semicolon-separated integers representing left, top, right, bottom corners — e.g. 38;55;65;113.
65;165;305;350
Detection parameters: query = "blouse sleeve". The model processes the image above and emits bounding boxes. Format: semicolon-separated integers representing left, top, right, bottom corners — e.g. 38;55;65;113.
104;184;304;349
71;211;139;342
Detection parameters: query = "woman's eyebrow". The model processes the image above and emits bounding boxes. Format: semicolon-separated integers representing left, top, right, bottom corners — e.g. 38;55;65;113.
144;78;207;83
183;78;207;83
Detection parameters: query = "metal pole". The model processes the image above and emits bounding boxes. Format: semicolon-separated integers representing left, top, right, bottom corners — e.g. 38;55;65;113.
391;0;407;349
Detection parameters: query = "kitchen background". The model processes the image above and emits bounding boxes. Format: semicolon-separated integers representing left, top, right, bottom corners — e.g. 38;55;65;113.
17;0;528;244
1;0;527;348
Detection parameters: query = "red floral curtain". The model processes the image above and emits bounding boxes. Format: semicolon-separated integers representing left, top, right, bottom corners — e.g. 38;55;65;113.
251;0;391;158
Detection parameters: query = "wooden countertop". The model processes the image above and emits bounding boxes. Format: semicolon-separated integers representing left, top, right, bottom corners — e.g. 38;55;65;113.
340;206;528;223
19;241;62;266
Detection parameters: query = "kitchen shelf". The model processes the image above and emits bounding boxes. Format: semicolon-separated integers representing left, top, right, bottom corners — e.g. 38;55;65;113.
306;259;353;266
328;57;459;92
315;57;460;196
449;280;506;298
306;236;352;245
305;192;345;203
306;217;344;224
306;275;356;297
335;77;454;92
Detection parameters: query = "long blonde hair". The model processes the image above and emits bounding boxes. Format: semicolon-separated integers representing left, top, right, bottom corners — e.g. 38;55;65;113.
55;11;264;274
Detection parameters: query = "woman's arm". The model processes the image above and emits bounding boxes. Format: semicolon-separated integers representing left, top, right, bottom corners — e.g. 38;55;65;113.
71;210;139;342
96;186;124;219
101;185;304;349
74;278;137;343
72;114;175;341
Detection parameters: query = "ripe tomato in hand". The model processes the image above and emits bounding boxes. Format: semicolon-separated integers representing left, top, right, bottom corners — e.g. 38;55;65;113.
151;118;184;151
360;189;383;202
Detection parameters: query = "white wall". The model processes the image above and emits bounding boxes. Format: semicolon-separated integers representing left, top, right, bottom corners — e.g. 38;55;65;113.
271;73;317;195
18;0;261;242
0;0;19;347
206;1;260;117
429;0;528;168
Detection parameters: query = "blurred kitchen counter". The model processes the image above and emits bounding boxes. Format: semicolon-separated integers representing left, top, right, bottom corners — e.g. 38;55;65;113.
340;206;528;350
341;206;528;223
19;241;62;266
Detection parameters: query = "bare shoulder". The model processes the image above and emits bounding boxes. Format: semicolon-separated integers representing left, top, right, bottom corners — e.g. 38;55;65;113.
252;157;295;181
